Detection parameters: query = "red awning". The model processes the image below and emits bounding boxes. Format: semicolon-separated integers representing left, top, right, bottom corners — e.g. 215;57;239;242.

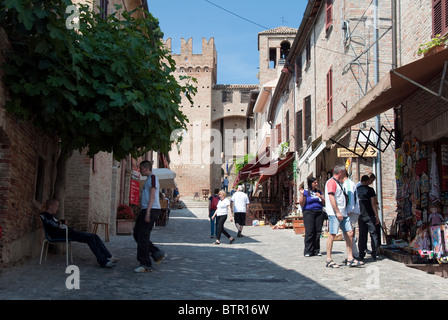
234;152;295;187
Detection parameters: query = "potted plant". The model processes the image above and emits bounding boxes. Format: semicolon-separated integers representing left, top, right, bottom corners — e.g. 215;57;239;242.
417;34;447;56
116;204;135;235
276;142;289;159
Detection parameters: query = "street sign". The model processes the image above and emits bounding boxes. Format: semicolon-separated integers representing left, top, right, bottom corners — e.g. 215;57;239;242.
337;147;377;158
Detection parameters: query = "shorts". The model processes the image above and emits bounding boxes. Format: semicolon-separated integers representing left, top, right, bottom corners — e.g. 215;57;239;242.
328;215;352;235
234;212;246;226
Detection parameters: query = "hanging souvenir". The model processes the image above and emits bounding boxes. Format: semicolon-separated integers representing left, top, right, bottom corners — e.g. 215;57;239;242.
420;144;428;159
420;173;429;193
430;226;444;258
412;138;420;161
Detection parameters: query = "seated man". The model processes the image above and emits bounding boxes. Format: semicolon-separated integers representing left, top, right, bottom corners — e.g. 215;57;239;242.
40;199;117;268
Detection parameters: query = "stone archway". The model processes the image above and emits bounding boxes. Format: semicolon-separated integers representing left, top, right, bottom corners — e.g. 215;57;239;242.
0;128;11;269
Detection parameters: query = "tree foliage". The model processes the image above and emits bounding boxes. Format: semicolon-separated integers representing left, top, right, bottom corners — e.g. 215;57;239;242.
1;0;196;160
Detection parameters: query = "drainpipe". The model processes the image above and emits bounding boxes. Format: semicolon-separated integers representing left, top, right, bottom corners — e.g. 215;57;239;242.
391;0;397;69
373;0;383;237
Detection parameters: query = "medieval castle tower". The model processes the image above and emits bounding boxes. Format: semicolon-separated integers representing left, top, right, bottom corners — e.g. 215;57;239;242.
165;27;297;199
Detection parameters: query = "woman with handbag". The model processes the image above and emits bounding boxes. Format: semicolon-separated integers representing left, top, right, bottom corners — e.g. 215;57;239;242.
298;177;326;257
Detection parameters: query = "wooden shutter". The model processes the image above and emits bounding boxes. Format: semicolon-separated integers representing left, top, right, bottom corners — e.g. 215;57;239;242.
276;124;282;145
295;55;302;82
432;0;448;36
326;0;333;30
304;96;311;142
327;68;333;126
295;111;303;154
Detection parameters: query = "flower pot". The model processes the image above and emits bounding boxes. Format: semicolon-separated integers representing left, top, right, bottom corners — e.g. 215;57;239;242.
116;219;134;235
424;44;446;57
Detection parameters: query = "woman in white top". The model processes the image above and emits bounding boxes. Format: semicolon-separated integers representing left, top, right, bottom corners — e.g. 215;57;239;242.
211;190;235;245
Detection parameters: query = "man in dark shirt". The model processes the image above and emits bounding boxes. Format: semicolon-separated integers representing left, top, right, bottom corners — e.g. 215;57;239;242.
357;175;380;261
41;199;117;268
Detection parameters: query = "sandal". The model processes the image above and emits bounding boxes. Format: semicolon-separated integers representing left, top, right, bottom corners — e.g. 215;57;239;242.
346;259;363;267
326;260;340;268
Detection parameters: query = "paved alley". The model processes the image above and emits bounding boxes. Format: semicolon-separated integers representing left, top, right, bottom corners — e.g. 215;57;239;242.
0;204;447;303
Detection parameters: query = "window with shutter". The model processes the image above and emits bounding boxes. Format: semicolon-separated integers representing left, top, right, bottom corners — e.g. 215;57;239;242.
326;0;333;30
432;0;448;36
276;124;282;145
306;39;311;63
304;96;311;142
295;55;302;82
295;111;303;154
327;68;333;126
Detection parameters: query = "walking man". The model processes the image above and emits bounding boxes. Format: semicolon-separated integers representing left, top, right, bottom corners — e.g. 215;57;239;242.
231;185;250;237
324;164;363;268
133;160;166;273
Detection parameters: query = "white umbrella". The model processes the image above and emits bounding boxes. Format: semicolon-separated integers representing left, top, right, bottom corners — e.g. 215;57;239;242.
152;168;177;189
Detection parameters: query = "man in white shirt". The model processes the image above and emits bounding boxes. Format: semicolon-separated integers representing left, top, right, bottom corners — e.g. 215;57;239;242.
324;164;362;268
231;185;250;237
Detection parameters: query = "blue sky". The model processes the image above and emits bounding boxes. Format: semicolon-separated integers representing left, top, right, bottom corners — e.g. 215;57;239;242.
148;0;308;85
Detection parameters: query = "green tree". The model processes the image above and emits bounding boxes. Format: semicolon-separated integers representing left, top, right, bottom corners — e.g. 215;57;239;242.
1;0;196;214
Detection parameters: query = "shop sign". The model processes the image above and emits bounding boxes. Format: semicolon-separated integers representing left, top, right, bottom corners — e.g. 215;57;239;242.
337;147;377;158
129;179;140;205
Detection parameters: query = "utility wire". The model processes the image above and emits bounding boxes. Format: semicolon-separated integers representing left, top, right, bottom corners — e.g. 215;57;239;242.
204;0;269;30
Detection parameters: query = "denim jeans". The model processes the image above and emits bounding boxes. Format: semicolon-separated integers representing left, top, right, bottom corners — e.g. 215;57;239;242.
209;209;217;236
133;209;162;266
67;228;112;267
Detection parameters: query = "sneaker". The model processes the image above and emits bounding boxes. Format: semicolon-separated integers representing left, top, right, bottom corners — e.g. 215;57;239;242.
134;265;153;273
109;256;119;263
103;261;116;268
154;252;167;265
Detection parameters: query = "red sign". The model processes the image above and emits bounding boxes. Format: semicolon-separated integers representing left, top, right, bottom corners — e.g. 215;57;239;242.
129;179;140;205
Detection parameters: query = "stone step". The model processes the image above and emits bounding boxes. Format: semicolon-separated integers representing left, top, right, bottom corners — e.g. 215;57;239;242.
179;200;209;208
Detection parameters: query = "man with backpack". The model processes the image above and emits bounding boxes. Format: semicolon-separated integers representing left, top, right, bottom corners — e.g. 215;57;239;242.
208;188;220;238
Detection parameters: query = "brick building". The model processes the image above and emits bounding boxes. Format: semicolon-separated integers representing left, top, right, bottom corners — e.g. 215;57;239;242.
260;0;397;230
0;28;61;269
166;37;260;198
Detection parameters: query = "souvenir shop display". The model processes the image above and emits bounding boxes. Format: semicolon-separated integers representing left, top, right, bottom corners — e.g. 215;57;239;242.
391;139;448;265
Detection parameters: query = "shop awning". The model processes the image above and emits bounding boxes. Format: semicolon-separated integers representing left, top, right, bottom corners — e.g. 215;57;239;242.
235;152;295;187
233;148;271;186
323;48;448;142
152;168;177;189
252;153;295;193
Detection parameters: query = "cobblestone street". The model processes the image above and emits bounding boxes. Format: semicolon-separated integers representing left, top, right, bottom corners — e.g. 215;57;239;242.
0;205;447;304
